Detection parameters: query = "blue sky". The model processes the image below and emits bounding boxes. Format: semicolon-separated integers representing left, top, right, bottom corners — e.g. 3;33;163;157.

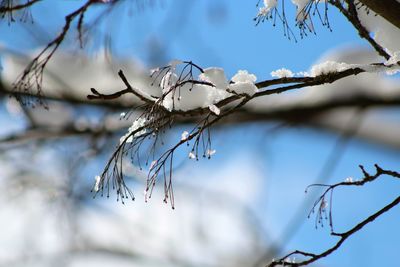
1;1;399;267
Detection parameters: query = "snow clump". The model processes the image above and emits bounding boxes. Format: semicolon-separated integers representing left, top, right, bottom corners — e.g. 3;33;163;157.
271;68;294;78
310;61;354;76
160;67;258;111
258;0;278;16
228;70;258;96
119;117;148;144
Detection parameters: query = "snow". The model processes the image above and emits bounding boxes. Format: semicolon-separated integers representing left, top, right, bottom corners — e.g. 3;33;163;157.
228;70;258;96
264;0;278;9
271;68;294;78
228;82;258;96
310;60;354;76
250;46;400;113
149;160;157;170
257;0;316;25
94;175;101;192
231;70;257;84
0;48;161;103
304;48;399;101
119;117;148;144
199;67;229;89
385;51;400;65
357;6;400;55
160;72;214;111
345;177;354;183
208;104;220;115
291;0;310;22
181;131;189;141
258;0;278;16
188;151;196;159
159;67;257;111
206;149;216;157
384;51;400;75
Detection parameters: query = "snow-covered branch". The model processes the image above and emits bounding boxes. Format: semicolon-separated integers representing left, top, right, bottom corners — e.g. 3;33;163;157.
86;57;399;206
330;0;391;60
357;0;400;29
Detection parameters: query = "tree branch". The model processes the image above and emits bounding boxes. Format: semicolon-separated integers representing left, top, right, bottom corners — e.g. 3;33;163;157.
357;0;400;29
87;70;156;104
267;165;400;266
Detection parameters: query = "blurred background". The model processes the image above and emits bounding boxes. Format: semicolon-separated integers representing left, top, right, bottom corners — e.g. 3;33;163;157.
0;1;399;266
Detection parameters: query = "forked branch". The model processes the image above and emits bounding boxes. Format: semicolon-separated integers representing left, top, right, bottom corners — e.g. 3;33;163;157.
267;165;400;266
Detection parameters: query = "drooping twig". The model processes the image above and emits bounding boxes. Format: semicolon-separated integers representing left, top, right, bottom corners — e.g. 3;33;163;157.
255;0;333;40
0;0;41;23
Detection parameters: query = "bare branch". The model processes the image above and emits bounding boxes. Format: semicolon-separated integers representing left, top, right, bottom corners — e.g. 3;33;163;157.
87;70;157;104
267;165;400;266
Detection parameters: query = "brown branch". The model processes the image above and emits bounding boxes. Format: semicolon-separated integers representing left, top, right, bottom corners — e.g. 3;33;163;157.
256;67;365;97
87;87;138;100
255;76;314;89
86;63;384;118
87;70;156;104
269;195;400;267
